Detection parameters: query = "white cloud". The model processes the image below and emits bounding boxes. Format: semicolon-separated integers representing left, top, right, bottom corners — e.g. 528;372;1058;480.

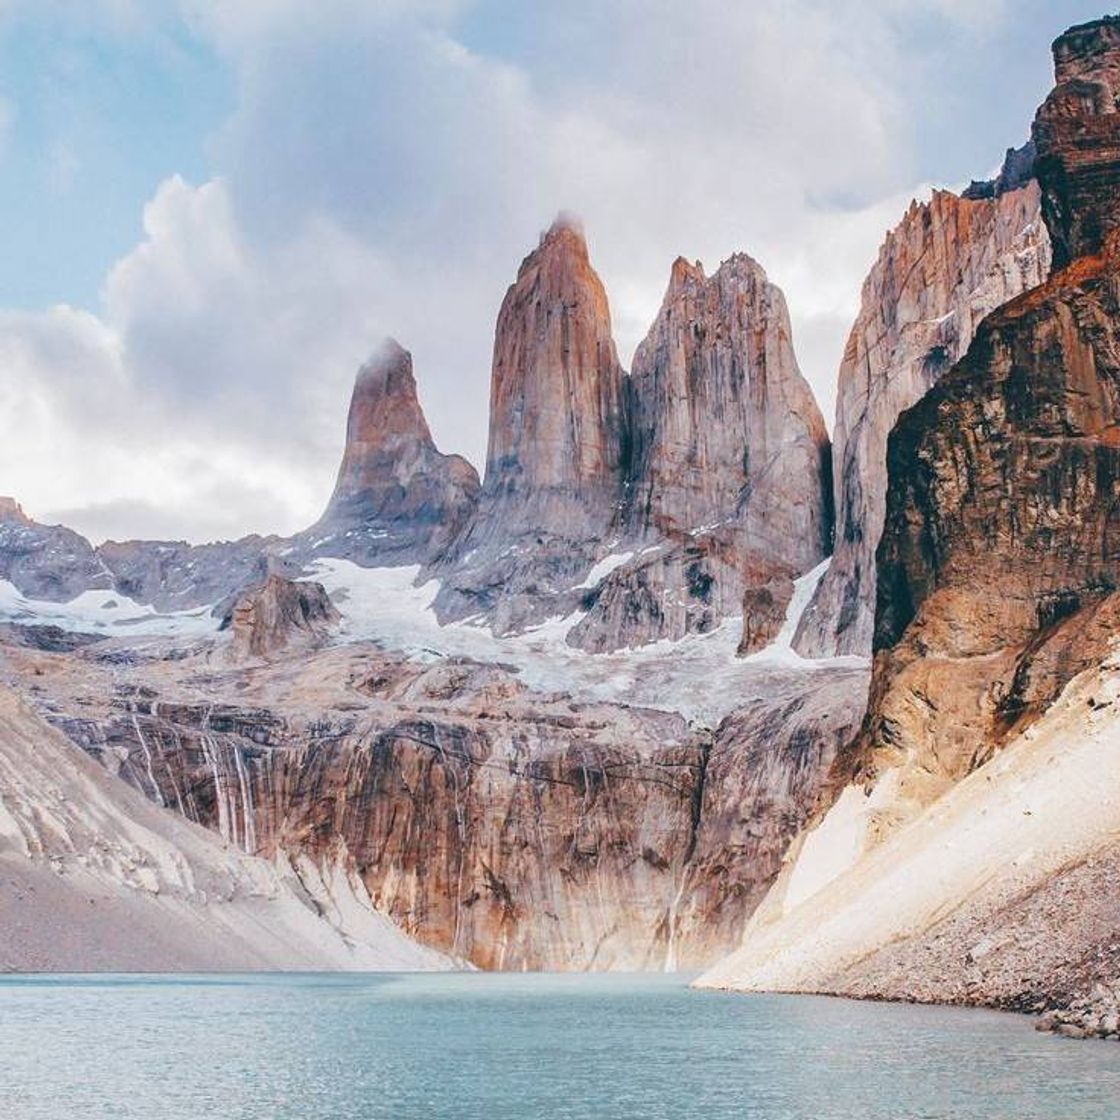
0;0;1040;542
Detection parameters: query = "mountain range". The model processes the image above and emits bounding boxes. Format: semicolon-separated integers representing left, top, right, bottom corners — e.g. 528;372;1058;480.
1;13;1118;1042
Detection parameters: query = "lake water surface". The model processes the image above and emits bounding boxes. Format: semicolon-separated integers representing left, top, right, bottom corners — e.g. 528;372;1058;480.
2;972;1117;1119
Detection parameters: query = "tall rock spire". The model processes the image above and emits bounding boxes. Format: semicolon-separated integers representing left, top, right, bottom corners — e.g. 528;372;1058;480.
482;213;626;520
569;252;832;653
434;215;629;633
625;252;829;559
306;338;480;563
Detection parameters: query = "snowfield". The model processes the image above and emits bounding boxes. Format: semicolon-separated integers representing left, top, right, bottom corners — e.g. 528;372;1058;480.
306;556;862;724
0;581;220;638
0;557;865;726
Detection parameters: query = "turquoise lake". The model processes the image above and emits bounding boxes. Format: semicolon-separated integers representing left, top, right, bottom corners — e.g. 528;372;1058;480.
2;972;1118;1118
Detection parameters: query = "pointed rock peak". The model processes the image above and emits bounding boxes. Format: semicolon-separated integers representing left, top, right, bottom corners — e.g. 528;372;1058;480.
544;210;585;241
311;338;479;564
668;257;705;290
527;212;591;265
0;497;28;522
471;208;624;517
346;338;432;447
714;251;766;282
355;336;415;394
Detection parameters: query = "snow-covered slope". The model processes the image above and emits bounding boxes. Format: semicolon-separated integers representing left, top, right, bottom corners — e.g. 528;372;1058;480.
307;558;863;725
696;655;1120;995
0;683;451;972
0;555;863;726
0;580;219;638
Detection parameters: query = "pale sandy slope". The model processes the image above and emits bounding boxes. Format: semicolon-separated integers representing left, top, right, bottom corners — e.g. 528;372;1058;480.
696;656;1120;1003
0;685;451;972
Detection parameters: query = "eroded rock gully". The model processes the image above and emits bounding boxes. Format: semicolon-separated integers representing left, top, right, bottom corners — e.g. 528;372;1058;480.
6;636;865;971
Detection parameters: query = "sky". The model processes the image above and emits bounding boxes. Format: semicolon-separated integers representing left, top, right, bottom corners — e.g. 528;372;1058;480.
0;0;1108;543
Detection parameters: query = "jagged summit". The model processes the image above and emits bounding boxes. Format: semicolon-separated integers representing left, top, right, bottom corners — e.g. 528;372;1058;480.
568;247;831;652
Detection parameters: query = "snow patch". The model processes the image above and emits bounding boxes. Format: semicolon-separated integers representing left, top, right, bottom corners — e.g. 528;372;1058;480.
0;581;219;638
303;558;857;725
574;551;635;590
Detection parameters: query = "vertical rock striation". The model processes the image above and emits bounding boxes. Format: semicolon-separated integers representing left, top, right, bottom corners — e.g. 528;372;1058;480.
625;254;829;555
569;253;831;653
433;215;628;633
793;157;1051;658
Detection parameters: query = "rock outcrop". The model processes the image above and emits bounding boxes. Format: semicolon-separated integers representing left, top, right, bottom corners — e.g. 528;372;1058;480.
221;575;339;659
0;498;112;602
304;339;480;564
433;216;628;634
793;154;1051;658
1034;16;1120;269
569;254;831;653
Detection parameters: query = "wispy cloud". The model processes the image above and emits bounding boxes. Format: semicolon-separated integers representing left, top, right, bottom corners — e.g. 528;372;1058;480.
0;0;1087;541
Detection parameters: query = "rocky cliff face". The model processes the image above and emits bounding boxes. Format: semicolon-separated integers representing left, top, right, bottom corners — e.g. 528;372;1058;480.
625;255;829;554
701;15;1120;1031
304;339;480;564
793;160;1051;658
569;254;831;653
0;681;448;971
5;628;866;972
851;15;1120;807
433;216;628;634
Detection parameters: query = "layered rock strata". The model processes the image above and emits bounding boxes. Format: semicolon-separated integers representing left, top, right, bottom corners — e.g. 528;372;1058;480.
793;154;1051;657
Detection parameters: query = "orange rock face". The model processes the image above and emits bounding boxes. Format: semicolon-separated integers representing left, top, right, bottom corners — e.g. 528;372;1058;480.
794;176;1051;658
569;253;831;653
434;216;629;633
484;215;627;507
310;339;480;563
